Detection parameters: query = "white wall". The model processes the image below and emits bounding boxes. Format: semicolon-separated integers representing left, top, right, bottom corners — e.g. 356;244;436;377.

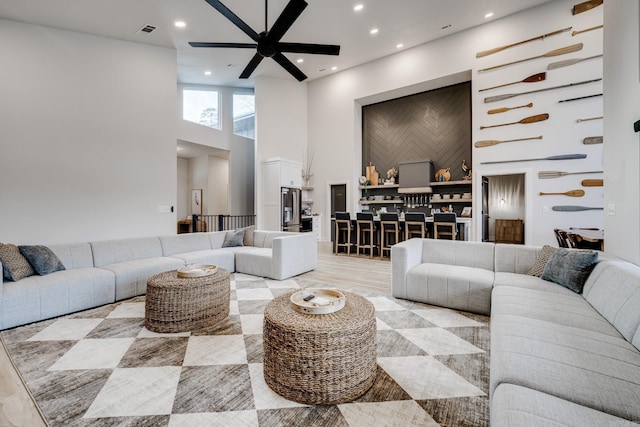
306;0;604;246
177;158;189;220
0;19;177;244
207;156;229;215
603;1;640;264
255;77;308;229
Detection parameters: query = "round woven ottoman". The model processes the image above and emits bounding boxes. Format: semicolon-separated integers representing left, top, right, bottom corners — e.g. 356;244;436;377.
144;268;230;333
263;291;377;404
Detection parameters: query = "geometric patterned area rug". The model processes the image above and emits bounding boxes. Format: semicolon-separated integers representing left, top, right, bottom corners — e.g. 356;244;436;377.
1;273;490;427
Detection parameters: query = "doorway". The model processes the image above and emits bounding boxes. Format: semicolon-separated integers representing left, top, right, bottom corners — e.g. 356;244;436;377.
482;173;526;243
330;184;347;216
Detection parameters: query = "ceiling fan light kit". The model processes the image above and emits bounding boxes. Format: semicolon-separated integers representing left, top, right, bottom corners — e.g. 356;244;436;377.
190;0;340;81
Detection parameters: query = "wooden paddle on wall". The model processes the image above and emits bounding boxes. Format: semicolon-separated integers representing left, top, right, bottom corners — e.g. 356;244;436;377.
480;113;548;130
487;103;533;115
572;0;603;15
572;24;603;36
476;27;571;58
484;78;602;103
583;136;603;144
552;205;603;212
478;43;583;72
481;153;587;165
538;170;603;179
540;189;585;197
479;73;545;92
582;179;603;187
475;135;542;148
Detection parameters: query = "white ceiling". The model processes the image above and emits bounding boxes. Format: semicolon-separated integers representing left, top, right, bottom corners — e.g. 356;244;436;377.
0;0;552;88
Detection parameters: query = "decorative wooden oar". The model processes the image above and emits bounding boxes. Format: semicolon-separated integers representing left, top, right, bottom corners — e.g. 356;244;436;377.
582;179;603;187
576;116;603;123
552;205;603;212
478;43;583;72
583;136;603;144
572;0;603;15
475;135;542;148
559;93;603;103
481;153;587;165
572;24;603;36
480;113;549;130
479;73;546;92
540;189;585;197
476;27;571;58
487;103;533;115
547;54;602;70
484;78;601;103
538;170;602;179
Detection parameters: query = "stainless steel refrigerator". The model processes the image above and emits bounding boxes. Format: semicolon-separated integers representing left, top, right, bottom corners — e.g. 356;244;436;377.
281;187;301;232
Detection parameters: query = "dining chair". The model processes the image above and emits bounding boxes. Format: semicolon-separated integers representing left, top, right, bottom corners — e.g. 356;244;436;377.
380;212;402;258
433;212;457;240
404;212;427;240
356;212;378;258
334;212;354;255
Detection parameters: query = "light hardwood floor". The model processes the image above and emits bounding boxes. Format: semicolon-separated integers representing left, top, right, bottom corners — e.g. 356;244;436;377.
0;241;392;426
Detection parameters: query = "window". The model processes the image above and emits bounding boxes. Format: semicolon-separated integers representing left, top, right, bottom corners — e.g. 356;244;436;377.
183;89;220;129
233;93;255;139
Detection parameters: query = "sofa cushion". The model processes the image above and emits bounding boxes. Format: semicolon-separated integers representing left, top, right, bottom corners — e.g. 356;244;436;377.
91;237;164;267
420;240;495;271
493;272;577;296
159;234;211;256
491;286;622;337
207;231;227;249
48;243;95;270
491;384;639;427
0;243;34;281
235;247;273;278
541;249;598;293
494;244;540;274
19;245;65;275
582;261;640;348
242;225;256;246
406;263;494;315
526;245;557;277
99;257;184;300
169;249;235;273
222;229;245;248
490;313;640;421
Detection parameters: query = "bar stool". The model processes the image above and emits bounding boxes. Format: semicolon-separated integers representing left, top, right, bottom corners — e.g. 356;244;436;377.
334;212;354;255
434;212;457;240
404;212;427;240
380;213;403;258
356;212;378;258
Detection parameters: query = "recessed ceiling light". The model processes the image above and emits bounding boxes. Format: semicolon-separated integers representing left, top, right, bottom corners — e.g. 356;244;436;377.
297;58;304;63
370;28;379;35
174;21;186;28
396;43;404;49
204;70;212;76
354;4;363;12
485;12;494;18
331;66;338;71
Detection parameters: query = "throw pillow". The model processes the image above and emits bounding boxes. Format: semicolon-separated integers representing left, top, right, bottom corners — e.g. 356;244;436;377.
541;248;599;293
527;245;558;277
242;225;256;246
0;243;35;281
223;229;245;248
19;245;65;276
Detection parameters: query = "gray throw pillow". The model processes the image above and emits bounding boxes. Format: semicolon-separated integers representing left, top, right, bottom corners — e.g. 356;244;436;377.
541;248;599;293
527;245;558;277
19;245;65;275
0;243;35;281
223;229;245;248
242;225;256;246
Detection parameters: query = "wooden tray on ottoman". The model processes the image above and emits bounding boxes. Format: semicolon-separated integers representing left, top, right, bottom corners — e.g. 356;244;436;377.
145;268;230;333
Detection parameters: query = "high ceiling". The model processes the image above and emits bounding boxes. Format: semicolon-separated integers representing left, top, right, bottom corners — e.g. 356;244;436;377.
0;0;552;88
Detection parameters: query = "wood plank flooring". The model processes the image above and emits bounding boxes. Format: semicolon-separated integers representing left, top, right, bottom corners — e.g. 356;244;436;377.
0;241;392;427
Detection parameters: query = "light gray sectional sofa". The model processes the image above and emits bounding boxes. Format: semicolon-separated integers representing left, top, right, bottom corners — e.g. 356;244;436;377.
0;230;317;330
392;239;640;426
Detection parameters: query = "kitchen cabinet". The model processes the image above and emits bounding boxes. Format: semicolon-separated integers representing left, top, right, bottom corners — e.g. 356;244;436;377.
262;158;303;231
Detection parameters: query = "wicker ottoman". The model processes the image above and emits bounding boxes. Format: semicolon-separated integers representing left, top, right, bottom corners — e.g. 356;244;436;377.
144;268;230;333
263;291;377;404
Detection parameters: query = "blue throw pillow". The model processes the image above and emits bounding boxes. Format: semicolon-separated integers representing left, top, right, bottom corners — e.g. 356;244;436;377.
222;229;245;248
541;248;598;293
18;245;65;276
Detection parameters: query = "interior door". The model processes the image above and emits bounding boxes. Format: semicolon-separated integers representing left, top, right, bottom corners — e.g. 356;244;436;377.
482;177;490;242
331;184;347;216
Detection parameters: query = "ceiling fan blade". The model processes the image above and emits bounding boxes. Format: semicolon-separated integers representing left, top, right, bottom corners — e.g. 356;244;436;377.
239;53;265;79
189;42;257;49
278;42;340;55
273;52;307;81
203;0;260;41
266;0;308;43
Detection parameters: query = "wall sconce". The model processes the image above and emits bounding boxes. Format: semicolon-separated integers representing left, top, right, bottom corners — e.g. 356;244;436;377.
499;198;506;206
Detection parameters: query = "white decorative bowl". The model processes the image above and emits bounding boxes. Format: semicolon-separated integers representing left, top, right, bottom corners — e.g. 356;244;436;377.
290;288;346;315
177;264;218;278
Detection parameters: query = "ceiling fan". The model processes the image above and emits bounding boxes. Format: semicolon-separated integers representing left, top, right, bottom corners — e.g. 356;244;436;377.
189;0;341;82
